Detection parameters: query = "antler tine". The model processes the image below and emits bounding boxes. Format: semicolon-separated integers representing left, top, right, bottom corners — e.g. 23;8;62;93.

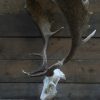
34;0;96;77
37;29;96;78
22;69;47;77
82;29;96;43
32;22;64;67
22;60;63;77
23;0;96;78
22;20;64;76
22;0;64;77
27;29;96;77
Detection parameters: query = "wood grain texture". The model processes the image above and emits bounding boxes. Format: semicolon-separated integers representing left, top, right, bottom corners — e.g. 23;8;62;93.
0;59;99;83
0;38;99;82
0;0;99;13
89;0;100;13
0;38;99;60
0;83;100;100
0;1;99;99
0;38;100;83
0;0;25;14
0;11;41;37
0;12;99;37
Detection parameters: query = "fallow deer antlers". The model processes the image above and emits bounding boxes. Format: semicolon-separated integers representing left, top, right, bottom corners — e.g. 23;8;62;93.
23;0;96;77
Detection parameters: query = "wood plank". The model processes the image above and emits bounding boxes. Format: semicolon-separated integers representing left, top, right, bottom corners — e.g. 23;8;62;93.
0;11;99;37
0;0;99;14
0;0;25;14
0;59;99;83
0;83;100;100
90;0;100;13
0;38;99;82
0;11;41;37
0;38;99;60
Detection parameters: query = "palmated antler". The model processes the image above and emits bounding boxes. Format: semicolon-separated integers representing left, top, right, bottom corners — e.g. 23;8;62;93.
23;0;96;77
23;0;64;75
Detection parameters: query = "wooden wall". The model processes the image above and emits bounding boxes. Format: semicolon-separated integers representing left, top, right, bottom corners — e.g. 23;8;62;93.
0;0;100;99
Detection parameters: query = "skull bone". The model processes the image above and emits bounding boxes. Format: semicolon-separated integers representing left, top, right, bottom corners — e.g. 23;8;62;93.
40;69;66;100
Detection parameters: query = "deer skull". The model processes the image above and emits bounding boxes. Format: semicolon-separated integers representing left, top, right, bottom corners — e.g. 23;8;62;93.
40;69;66;100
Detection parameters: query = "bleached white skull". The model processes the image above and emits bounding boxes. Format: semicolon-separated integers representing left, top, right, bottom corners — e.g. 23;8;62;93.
40;69;66;100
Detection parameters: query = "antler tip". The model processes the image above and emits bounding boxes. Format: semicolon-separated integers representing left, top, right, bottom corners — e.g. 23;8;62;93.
22;69;30;76
83;29;96;43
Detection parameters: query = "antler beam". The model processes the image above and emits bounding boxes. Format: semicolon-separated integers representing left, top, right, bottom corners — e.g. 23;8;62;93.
23;0;64;75
22;0;96;99
23;0;96;77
